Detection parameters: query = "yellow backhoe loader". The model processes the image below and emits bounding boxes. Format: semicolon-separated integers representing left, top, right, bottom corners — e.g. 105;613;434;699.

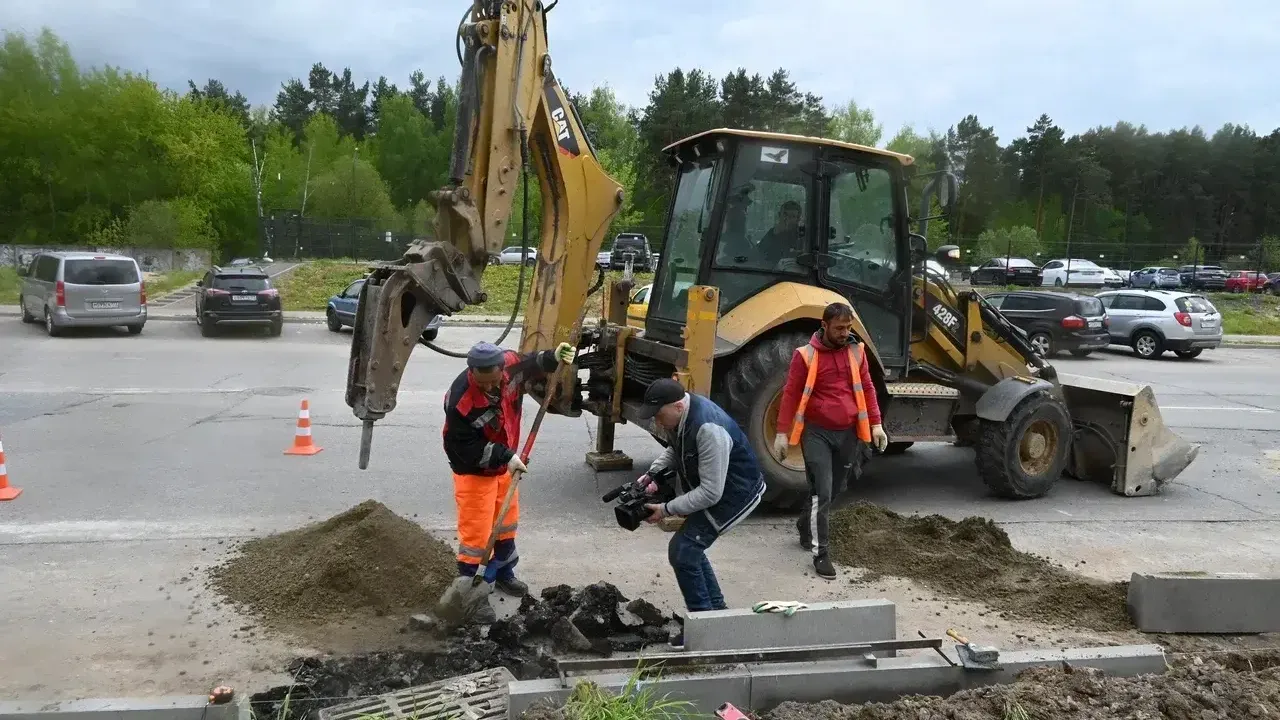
345;0;1199;508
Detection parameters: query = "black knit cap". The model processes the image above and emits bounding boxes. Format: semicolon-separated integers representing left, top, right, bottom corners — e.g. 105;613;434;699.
635;378;686;419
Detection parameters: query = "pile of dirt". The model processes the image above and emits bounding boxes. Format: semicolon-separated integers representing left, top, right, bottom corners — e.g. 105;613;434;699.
763;658;1280;720
249;581;677;720
828;502;1131;632
209;500;459;626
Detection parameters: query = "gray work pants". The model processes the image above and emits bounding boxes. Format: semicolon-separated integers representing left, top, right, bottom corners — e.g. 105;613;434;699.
798;425;861;556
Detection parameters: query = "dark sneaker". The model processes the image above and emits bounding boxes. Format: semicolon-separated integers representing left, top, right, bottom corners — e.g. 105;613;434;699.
496;577;529;597
813;553;837;580
796;515;812;551
669;629;684;648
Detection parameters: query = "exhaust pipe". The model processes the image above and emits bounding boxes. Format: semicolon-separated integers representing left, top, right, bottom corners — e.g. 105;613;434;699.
1056;372;1200;496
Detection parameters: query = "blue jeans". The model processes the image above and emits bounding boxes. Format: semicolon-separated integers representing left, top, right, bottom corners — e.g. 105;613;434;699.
668;512;728;612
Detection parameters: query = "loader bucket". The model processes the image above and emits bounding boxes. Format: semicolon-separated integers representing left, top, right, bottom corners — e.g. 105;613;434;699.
1056;372;1200;497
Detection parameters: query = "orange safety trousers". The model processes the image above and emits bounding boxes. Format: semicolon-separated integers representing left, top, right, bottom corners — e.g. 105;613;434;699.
453;471;520;582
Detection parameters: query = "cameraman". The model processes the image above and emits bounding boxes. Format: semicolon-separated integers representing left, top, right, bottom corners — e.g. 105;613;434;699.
633;378;766;627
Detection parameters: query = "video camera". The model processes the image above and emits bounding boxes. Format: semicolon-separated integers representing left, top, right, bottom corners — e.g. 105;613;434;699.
601;468;677;531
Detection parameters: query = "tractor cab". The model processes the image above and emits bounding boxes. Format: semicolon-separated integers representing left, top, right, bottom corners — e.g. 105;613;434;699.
641;129;949;376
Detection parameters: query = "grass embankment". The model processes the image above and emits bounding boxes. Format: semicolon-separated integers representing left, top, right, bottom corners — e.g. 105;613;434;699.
277;260;655;318
971;284;1280;335
146;270;202;299
0;267;19;305
0;267;202;305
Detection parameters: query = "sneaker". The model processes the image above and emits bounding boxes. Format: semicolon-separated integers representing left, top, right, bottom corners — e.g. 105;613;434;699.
496;577;529;597
813;553;837;580
796;515;812;551
669;629;684;648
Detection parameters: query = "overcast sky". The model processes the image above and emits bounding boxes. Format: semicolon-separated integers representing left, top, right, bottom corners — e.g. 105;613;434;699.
3;0;1278;143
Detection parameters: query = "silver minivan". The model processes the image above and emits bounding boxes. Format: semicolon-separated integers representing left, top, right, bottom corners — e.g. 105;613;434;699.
17;252;148;336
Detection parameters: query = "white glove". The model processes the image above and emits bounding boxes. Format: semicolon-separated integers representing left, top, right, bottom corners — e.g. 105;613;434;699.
773;433;789;461
554;342;575;365
870;424;889;452
507;454;527;474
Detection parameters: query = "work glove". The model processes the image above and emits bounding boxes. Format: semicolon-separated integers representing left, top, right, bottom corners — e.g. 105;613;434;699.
507;454;527;474
554;342;575;365
772;433;789;461
870;424;889;452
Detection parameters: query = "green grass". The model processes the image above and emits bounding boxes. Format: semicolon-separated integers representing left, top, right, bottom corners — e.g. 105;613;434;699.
0;267;19;305
275;258;372;312
146;270;202;299
275;260;655;317
559;671;701;720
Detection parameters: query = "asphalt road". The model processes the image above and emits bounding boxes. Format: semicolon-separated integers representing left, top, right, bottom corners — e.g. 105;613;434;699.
1;320;1278;699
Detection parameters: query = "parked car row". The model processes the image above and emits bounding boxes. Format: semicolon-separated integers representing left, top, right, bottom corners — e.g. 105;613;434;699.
985;288;1222;360
969;257;1126;288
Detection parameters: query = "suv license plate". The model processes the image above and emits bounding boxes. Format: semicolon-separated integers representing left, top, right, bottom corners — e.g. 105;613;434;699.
1088;319;1102;328
232;295;256;302
1201;317;1218;327
89;301;120;310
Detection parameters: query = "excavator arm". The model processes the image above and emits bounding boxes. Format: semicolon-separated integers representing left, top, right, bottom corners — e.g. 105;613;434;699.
345;0;624;467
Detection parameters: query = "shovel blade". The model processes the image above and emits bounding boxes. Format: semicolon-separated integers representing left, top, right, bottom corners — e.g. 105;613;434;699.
435;575;493;626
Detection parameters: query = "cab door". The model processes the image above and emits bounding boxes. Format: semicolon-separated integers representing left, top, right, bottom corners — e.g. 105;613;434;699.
814;151;911;374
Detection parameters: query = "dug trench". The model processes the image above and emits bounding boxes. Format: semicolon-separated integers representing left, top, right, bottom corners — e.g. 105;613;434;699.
204;500;679;720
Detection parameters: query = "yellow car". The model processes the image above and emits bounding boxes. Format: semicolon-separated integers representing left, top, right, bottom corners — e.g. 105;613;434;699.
626;283;651;327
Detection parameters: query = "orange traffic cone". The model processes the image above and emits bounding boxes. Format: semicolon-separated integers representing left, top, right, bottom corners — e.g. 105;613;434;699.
0;432;21;501
284;399;323;456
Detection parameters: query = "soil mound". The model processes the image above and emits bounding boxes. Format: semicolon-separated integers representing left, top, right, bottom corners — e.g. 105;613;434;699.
209;500;458;625
764;659;1280;720
828;502;1130;632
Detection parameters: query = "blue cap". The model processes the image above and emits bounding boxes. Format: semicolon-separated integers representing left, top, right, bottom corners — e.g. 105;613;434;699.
467;341;506;369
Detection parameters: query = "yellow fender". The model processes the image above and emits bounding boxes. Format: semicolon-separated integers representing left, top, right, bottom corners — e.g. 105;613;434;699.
714;282;886;372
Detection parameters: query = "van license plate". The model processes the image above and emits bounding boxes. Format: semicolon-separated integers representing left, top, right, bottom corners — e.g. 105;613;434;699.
89;301;120;310
232;295;256;302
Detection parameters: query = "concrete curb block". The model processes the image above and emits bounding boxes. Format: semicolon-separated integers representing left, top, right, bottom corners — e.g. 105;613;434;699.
685;600;896;653
0;696;246;720
506;643;1168;719
1128;571;1280;633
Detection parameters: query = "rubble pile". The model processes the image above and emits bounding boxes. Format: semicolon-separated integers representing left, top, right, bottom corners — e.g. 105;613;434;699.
763;657;1280;720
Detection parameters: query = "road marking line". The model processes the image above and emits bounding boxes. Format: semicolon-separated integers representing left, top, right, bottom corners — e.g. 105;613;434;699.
1161;406;1275;413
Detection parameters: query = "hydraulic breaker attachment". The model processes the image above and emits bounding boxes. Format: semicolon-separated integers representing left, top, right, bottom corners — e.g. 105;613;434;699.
1056;372;1200;496
345;240;486;469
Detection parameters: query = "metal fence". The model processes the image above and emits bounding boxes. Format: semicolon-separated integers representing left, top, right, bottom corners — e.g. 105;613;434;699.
259;212;418;261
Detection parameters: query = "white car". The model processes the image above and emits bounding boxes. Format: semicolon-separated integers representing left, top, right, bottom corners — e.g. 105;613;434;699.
1041;258;1107;287
495;246;537;266
1099;267;1127;287
596;251;610;268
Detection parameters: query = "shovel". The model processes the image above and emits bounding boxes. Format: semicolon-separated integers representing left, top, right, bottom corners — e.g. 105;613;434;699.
434;351;570;627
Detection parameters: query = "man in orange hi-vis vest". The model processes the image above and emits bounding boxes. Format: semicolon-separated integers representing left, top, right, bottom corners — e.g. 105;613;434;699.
774;302;888;579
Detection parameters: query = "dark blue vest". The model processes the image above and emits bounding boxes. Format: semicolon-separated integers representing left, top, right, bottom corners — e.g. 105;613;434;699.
674;394;766;533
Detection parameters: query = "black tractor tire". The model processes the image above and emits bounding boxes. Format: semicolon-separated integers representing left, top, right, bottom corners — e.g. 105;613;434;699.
974;389;1072;500
714;329;824;512
880;441;913;456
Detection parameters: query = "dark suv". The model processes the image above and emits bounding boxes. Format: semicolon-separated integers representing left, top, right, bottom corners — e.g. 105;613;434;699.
983;290;1110;357
609;233;653;272
195;265;283;337
1177;265;1228;291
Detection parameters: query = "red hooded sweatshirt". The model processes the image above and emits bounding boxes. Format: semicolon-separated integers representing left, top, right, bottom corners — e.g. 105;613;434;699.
776;331;882;436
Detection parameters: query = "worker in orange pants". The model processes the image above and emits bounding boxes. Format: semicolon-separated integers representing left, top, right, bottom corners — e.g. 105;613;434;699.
442;340;574;623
